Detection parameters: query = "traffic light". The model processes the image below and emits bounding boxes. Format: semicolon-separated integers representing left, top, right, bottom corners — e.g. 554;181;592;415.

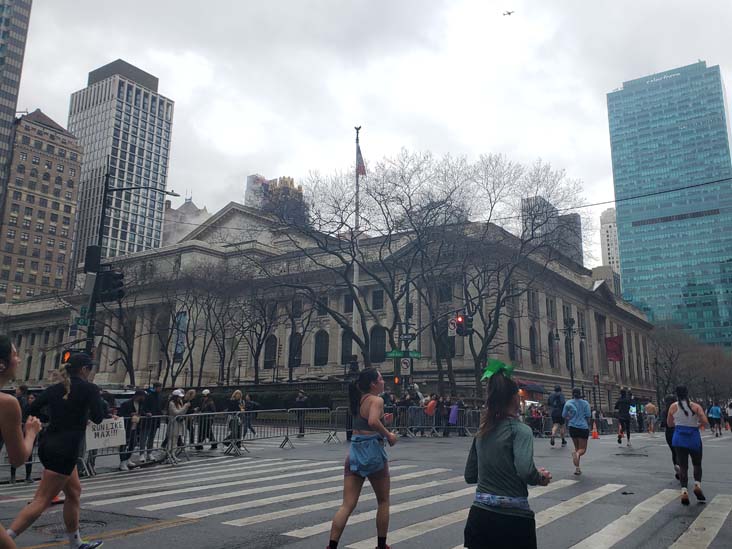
394;376;401;386
455;314;466;336
98;270;125;303
62;350;72;363
465;315;474;336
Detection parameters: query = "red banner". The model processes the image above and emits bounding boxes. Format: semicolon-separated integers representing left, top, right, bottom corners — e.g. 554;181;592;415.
605;335;623;362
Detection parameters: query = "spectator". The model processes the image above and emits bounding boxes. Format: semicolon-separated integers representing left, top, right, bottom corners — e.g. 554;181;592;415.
10;385;34;483
226;390;244;447
195;389;217;450
118;390;146;471
295;390;308;438
142;382;163;462
243;394;260;438
166;389;191;456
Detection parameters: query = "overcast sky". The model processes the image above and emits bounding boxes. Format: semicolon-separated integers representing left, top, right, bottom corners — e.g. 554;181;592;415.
16;0;732;266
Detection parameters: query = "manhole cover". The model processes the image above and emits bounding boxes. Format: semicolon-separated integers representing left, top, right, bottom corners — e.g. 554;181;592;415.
35;519;107;536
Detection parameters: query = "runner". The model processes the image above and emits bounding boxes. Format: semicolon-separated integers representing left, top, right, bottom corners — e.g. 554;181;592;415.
667;385;708;505
5;352;106;549
0;336;42;549
327;368;396;549
463;362;551;549
547;385;567;447
644;401;658;435
660;394;679;479
707;402;723;437
562;388;592;476
614;389;632;447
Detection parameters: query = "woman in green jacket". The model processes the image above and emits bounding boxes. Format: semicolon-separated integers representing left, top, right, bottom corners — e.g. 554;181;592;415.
463;366;552;549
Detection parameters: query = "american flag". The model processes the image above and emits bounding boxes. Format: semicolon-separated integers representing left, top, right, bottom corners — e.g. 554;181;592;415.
356;143;366;176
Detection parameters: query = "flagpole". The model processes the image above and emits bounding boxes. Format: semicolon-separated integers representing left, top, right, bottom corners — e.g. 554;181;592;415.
352;126;361;358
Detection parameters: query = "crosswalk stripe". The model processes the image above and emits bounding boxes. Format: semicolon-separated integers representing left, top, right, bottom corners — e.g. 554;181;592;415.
220;474;463;526
146;467;445;513
82;458;299;497
669;494;732;549
87;464;346;506
567;489;678;549
349;480;573;549
534;484;624;528
284;485;475;538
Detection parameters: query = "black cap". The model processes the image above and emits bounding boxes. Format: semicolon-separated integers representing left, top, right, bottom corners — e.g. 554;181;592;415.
67;352;94;370
572;387;582;398
555;385;562;392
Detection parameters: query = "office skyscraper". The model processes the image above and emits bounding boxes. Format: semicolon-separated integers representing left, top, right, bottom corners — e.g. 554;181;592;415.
0;0;32;187
521;196;584;265
68;59;174;270
600;208;620;275
607;61;732;346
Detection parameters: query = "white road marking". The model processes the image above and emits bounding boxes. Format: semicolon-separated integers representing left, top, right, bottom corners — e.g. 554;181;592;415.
669;494;732;549
535;484;624;528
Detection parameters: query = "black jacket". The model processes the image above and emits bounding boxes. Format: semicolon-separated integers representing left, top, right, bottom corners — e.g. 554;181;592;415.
144;390;163;416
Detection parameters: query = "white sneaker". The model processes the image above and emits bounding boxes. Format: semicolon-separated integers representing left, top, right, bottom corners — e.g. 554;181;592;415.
119;461;129;471
137;455;146;464
627;441;632;448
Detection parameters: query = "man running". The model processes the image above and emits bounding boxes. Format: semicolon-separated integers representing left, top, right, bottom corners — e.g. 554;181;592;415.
547;386;567;447
707;402;723;438
645;401;658;435
614;389;632;447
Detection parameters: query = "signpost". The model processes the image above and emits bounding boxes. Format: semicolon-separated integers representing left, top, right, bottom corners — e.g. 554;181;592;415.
448;317;457;337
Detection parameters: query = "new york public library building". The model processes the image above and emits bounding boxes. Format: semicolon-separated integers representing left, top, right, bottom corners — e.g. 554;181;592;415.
0;201;654;411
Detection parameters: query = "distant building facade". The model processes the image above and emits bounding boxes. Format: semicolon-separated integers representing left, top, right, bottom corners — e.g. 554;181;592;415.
600;208;621;276
0;0;32;187
245;174;307;226
607;61;732;346
163;198;210;246
0;110;81;303
521;196;583;265
68;59;175;272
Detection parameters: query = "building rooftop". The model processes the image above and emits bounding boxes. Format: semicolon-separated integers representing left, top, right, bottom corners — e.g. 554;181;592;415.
88;59;159;92
19;109;76;140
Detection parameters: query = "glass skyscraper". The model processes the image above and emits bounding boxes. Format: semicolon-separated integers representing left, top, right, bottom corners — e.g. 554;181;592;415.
607;61;732;346
68;59;174;271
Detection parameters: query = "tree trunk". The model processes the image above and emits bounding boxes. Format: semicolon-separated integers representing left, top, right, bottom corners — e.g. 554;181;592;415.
253;350;261;385
446;356;457;396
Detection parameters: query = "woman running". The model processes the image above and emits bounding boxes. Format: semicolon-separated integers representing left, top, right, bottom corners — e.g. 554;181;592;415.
660;394;679;479
6;352;105;548
327;368;396;549
563;388;592;476
463;364;552;549
0;336;42;549
667;385;708;505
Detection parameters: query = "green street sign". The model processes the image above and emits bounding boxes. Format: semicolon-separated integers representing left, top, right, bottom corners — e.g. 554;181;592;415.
76;318;89;326
386;349;403;359
79;306;88;316
408;350;421;359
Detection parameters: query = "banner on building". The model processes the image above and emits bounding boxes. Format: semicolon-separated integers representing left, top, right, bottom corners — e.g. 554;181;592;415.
605;334;623;362
85;418;126;450
173;311;188;362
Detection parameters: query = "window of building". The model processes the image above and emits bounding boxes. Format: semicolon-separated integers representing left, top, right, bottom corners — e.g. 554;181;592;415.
14;178;23;187
13;285;21;295
44;160;51;169
288;332;302;368
263;335;277;369
372;289;384;311
7;230;15;239
57;164;64;173
2;256;10;266
19;152;27;161
369;326;387;364
31;156;39;165
313;330;329;366
16;164;25;174
8;216;16;226
343;295;353;313
341;331;354;365
546;296;557;321
548;333;556;369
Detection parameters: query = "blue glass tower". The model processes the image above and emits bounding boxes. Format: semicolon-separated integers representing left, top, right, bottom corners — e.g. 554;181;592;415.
607;61;732;346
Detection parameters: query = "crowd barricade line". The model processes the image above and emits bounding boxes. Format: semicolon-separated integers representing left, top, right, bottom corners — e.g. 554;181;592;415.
287;407;340;445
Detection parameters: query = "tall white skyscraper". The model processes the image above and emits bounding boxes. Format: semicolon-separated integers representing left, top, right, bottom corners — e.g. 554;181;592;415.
600;208;620;275
68;59;174;268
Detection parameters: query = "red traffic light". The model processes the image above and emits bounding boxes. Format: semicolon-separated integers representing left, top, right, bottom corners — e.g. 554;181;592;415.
62;350;72;363
394;376;400;385
456;315;464;323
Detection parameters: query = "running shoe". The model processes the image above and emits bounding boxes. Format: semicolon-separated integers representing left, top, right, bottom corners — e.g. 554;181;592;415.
561;439;567;447
550;436;555;446
574;467;582;476
627;441;632;448
681;492;690;505
617;435;622;444
693;485;706;502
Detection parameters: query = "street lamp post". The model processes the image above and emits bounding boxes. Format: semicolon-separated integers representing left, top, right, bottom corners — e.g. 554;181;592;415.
84;160;179;353
554;317;586;390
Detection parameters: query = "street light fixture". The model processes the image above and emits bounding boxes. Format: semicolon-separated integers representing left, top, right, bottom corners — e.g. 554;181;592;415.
553;317;586;390
84;159;181;352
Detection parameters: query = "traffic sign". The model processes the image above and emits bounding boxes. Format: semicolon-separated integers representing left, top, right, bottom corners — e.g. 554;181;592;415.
386;349;403;359
400;357;411;371
80;306;88;316
448;318;457;337
76;318;89;326
408;350;421;359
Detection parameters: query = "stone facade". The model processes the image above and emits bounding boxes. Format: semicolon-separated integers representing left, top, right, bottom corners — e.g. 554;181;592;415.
0;201;655;409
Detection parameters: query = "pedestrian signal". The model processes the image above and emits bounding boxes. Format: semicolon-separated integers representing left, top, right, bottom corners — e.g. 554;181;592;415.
456;315;466;336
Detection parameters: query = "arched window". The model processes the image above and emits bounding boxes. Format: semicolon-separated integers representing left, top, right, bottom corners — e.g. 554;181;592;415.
30;168;37;178
507;320;517;362
314;330;329;366
42;172;50;181
548;334;555;369
54;353;61;371
24;355;32;380
39;354;46;381
288;332;302;368
369;326;386;364
54;176;62;185
341;331;354;365
579;340;587;373
263;335;277;369
529;326;538;365
17;164;25;174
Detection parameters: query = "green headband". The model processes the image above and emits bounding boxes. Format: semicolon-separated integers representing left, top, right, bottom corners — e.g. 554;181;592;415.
481;359;514;381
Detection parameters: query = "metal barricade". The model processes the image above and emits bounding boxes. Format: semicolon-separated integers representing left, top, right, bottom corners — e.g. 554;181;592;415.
287;407;340;445
404;406;439;437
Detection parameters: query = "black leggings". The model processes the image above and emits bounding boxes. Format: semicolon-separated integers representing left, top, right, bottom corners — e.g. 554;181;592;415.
464;506;536;549
665;427;677;466
674;446;702;488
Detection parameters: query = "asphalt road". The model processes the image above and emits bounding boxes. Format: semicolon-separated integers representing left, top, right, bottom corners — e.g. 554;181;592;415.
1;428;731;548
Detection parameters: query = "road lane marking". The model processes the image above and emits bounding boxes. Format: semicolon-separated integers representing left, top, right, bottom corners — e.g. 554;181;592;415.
669;494;732;548
222;474;462;527
535;484;624;528
568;489;678;549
